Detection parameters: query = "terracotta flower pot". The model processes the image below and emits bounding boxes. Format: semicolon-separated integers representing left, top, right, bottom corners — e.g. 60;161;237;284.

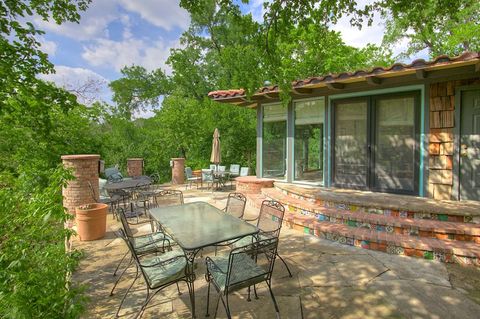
75;203;108;241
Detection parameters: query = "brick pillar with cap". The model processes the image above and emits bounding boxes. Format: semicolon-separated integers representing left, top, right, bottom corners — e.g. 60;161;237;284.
127;158;144;177
171;158;185;184
61;154;100;216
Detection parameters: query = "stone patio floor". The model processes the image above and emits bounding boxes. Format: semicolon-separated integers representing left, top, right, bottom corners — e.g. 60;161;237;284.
73;187;480;319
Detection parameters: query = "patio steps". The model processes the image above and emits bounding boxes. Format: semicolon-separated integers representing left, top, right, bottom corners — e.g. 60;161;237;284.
245;188;480;266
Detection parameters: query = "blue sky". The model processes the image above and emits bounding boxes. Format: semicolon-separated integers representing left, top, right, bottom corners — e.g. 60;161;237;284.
36;0;417;110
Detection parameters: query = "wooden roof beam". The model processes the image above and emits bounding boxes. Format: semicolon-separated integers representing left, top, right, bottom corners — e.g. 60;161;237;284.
292;87;313;95
262;92;279;99
416;69;427;79
366;76;382;86
326;82;345;90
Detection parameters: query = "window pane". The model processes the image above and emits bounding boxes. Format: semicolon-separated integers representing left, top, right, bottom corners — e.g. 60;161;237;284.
294;99;324;182
263;104;286;178
334;101;368;187
374;97;415;191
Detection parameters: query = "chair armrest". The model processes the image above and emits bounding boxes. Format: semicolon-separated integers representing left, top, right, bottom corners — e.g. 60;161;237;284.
132;235;172;250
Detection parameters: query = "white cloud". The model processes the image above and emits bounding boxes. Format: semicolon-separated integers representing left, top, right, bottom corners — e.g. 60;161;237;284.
37;37;58;56
118;0;190;31
248;0;267;22
34;1;118;41
81;37;180;73
39;66;110;105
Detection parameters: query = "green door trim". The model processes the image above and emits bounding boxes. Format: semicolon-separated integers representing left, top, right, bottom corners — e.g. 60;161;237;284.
453;84;480;200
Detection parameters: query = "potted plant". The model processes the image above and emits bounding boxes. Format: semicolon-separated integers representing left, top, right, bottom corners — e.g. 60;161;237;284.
75;203;108;241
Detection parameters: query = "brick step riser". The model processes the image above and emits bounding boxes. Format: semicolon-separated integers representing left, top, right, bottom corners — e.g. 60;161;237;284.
273;185;473;223
245;193;479;267
261;190;480;243
289;221;479;267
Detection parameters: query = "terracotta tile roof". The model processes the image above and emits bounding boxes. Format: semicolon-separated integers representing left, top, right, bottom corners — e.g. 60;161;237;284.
208;52;480;100
207;89;245;99
292;51;480;88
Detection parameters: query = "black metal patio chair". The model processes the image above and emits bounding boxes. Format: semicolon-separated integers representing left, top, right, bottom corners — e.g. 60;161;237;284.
234;199;292;278
205;237;281;319
223;192;247;219
88;181;121;218
110;207;178;297
114;228;192;319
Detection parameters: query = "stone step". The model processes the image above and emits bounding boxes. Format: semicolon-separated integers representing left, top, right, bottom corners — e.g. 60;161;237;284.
244;191;480;266
273;182;480;223
262;188;480;242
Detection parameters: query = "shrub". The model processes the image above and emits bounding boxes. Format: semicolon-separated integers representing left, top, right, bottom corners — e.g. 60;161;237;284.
0;166;86;318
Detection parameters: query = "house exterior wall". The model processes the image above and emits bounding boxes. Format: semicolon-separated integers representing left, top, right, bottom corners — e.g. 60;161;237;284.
429;78;480;200
256;68;480;201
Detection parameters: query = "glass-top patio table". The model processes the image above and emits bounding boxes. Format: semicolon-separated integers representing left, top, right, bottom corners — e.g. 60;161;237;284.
149;201;258;318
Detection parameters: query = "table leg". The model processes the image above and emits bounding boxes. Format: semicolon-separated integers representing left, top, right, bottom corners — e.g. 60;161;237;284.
185;249;200;318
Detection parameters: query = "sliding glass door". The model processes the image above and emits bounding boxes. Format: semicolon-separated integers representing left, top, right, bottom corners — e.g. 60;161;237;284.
333;100;368;187
373;96;417;192
332;92;419;194
262;103;287;179
294;99;325;183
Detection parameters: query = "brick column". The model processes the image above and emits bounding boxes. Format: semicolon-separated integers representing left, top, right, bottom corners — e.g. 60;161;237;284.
171;158;185;184
127;158;144;177
61;154;100;215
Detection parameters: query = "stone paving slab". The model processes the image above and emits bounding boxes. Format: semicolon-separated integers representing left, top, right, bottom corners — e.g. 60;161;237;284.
72;187;480;319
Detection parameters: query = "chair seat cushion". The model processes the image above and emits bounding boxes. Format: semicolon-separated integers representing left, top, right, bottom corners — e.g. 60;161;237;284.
133;232;177;255
207;253;267;292
141;250;187;288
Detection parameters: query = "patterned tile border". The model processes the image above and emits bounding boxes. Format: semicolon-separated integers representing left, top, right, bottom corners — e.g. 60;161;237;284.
283;189;469;223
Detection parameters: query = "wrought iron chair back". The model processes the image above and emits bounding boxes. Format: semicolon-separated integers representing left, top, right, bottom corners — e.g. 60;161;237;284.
205;237;281;318
229;164;240;176
118;207;135;238
87;181;98;202
151;190;184;208
224;192;247;219
239;167;249;176
225;237;278;291
257;200;285;238
115;228;191;319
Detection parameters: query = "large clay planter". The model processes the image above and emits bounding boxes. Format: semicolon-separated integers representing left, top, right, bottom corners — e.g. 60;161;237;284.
75;203;108;241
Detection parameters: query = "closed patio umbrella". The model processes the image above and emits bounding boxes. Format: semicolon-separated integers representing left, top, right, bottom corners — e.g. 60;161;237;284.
210;128;221;170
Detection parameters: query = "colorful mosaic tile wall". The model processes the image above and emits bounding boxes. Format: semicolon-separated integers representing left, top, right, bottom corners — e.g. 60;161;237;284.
260;190;480;267
280;189;472;223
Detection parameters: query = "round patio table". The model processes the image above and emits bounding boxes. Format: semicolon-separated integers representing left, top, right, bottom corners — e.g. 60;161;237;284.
103;177;151;190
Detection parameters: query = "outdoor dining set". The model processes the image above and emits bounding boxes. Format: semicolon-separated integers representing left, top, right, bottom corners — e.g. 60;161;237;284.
185;164;250;190
91;166;291;318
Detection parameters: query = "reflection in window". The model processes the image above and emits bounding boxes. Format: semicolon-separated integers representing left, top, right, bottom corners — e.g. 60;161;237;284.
334;101;368;187
262;104;286;178
374;97;415;191
294;99;325;183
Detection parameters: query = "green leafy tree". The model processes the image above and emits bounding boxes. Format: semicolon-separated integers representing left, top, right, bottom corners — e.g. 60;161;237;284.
0;1;93;318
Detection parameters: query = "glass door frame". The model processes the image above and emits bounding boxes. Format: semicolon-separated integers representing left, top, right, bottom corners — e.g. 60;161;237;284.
292;96;326;186
330;91;421;195
259;102;288;181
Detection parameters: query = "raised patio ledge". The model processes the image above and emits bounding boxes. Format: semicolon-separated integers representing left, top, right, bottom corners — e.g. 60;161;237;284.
275;182;480;218
235;176;274;194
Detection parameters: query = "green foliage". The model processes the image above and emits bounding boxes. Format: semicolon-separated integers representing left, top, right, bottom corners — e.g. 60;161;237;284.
0;166;87;318
109;66;171;120
0;1;93;317
378;0;480;57
0;0;91;108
